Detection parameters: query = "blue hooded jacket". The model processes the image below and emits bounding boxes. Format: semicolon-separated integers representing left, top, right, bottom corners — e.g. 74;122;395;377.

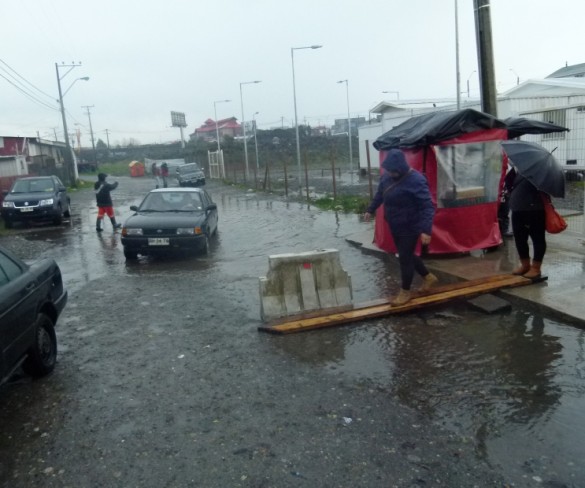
366;149;435;236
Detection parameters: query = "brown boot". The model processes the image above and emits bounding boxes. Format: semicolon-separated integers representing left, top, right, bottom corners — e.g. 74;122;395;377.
390;289;412;307
419;273;438;293
524;261;542;279
512;258;531;275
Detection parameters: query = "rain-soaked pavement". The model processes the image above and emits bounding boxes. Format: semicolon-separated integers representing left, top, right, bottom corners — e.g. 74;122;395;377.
1;176;584;488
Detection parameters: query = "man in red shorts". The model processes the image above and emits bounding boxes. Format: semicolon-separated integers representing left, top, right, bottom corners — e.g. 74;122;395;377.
94;173;121;232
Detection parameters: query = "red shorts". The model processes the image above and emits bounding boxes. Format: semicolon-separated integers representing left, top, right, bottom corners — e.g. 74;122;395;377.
97;206;115;218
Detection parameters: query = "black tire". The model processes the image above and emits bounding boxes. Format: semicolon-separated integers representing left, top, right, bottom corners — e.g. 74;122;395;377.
63;200;71;218
53;207;63;225
124;247;138;260
22;313;57;378
201;234;210;255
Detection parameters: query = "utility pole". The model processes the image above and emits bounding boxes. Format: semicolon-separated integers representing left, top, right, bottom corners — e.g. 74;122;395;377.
473;0;498;116
36;131;46;167
455;0;461;110
82;105;97;165
53;128;58;141
105;129;111;150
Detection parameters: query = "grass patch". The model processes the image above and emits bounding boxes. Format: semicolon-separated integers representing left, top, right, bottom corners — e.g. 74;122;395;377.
313;195;370;214
68;179;93;192
97;160;133;177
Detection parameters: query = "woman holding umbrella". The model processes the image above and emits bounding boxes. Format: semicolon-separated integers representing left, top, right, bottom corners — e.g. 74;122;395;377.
502;140;566;279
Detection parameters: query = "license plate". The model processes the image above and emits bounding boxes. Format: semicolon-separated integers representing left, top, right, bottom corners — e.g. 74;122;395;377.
148;238;170;246
20;207;34;212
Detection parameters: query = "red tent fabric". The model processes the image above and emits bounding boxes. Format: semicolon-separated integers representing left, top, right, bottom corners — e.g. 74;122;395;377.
373;128;508;255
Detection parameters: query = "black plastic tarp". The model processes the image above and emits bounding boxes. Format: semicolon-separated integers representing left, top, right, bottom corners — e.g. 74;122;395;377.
504;116;570;139
373;109;506;150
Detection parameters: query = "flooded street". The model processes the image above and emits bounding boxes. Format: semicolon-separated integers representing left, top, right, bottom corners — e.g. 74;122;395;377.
1;176;584;487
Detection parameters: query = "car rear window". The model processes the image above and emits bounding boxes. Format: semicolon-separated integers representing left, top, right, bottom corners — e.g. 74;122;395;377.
177;164;200;173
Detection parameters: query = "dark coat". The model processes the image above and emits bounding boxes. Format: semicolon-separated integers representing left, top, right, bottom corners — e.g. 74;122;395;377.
505;169;543;212
367;149;435;236
94;180;119;207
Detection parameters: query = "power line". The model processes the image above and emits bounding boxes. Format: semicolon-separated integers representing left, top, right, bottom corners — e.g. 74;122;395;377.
0;71;58;111
0;58;55;101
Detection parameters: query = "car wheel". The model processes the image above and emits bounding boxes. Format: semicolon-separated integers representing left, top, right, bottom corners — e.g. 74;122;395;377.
22;313;57;378
202;234;210;255
53;206;63;225
63;200;71;218
4;218;13;229
124;247;138;260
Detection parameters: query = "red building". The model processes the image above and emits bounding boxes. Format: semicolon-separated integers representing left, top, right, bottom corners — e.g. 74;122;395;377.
0;136;66;178
190;118;242;142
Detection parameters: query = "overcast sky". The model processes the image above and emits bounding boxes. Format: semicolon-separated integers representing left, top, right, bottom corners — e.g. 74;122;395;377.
2;0;584;147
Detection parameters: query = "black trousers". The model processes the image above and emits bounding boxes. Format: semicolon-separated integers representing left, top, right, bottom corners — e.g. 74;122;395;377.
512;210;546;262
393;234;430;291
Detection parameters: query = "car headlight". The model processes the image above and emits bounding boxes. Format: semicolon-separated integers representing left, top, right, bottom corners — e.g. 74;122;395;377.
123;228;143;236
2;201;14;208
39;198;54;206
176;228;195;235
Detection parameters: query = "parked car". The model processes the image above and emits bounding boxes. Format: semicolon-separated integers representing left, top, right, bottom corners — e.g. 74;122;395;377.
1;176;71;228
121;188;218;260
176;163;206;187
0;245;67;386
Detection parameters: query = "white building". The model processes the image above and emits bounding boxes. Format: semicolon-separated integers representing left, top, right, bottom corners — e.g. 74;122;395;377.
359;77;585;170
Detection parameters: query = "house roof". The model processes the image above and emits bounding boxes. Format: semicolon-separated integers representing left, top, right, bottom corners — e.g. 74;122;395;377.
500;78;585;98
546;62;585;79
193;117;241;134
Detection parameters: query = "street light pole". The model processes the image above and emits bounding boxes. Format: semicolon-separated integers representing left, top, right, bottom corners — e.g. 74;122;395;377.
337;80;353;183
55;62;86;185
510;68;520;85
382;90;400;100
253;112;260;173
467;70;477;97
213;99;231;156
82;105;97;166
239;80;261;182
291;44;322;193
455;0;461;110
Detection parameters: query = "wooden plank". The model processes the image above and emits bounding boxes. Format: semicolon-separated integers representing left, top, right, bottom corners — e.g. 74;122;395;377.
259;274;534;335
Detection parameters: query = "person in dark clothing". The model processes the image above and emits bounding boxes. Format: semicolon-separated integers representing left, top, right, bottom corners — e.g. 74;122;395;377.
505;167;546;278
364;149;437;306
94;173;121;232
160;162;169;188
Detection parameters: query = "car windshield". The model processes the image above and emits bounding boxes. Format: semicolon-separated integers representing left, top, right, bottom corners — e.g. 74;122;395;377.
139;191;204;212
177;164;200;174
11;179;55;193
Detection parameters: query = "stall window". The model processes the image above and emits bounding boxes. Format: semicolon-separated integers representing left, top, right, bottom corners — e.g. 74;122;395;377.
433;141;503;209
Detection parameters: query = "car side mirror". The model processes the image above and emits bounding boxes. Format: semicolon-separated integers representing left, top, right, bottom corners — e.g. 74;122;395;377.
130;205;139;212
59;186;67;192
207;203;217;211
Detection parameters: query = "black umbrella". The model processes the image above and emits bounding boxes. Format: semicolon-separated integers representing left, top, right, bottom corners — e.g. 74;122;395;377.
504;116;569;139
501;140;565;198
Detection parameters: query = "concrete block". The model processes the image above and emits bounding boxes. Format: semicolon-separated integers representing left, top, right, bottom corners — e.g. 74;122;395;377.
260;249;353;321
467;294;512;314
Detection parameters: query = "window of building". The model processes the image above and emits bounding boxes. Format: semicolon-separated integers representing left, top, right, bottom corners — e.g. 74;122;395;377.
542;109;567;139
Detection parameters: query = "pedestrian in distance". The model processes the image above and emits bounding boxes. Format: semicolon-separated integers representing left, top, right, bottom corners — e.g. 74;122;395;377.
151;162;161;189
160;162;169;188
364;149;438;306
505;167;546;279
94;173;121;232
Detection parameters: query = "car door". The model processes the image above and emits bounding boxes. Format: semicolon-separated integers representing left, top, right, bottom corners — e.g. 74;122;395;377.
54;177;67;207
203;191;218;233
0;250;39;371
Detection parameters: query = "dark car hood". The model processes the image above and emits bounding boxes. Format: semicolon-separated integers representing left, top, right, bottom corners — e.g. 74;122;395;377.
124;211;206;228
5;191;54;202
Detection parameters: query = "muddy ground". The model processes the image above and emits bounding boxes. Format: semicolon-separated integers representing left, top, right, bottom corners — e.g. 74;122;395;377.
1;176;584;488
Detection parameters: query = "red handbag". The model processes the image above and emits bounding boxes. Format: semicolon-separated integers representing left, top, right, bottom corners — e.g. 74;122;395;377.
541;193;568;234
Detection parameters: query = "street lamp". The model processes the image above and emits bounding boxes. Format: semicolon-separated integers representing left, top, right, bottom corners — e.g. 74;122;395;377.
466;70;477;97
510;68;520;86
213;99;231;156
292;44;322;192
55;62;88;184
252;112;260;174
239;80;262;181
337;80;353;183
382;90;400;100
63;76;90;97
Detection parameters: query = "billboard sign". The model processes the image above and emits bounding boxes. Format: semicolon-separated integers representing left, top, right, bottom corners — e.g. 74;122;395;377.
171;111;187;128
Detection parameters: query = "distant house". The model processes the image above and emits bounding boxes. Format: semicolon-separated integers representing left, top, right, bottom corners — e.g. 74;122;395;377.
311;125;329;137
190;118;242;142
547;62;585;79
0;136;67;177
331;117;366;137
